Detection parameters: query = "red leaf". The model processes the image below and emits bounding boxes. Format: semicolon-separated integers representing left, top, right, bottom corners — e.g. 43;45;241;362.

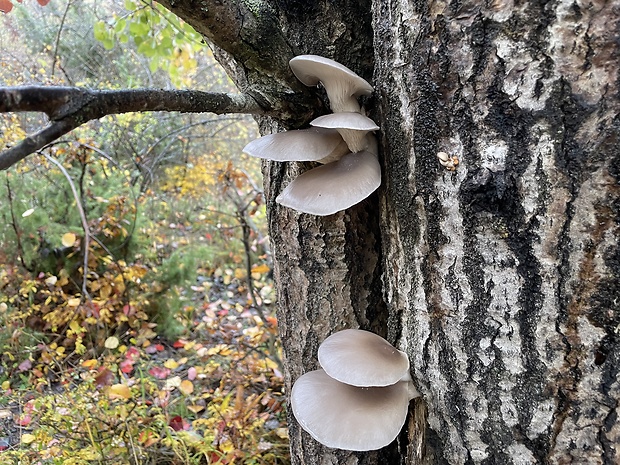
95;367;115;388
37;0;50;4
0;0;13;13
148;366;171;380
125;346;140;360
172;340;186;349
120;359;135;374
17;414;31;427
169;415;190;431
18;359;32;372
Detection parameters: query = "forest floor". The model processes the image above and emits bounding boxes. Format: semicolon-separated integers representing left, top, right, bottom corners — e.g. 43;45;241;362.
0;266;289;465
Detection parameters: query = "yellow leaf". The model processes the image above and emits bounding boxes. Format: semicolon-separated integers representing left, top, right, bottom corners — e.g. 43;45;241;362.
234;268;246;280
1;380;10;390
45;275;58;286
251;264;270;274
179;380;194;395
275;428;289;439
21;433;36;444
187;404;204;414
61;232;77;247
69;320;82;334
67;298;81;307
165;376;182;389
108;384;131;400
104;336;120;349
81;359;98;369
163;359;179;370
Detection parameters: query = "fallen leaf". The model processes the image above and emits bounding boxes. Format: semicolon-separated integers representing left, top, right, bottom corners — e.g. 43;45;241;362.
120;359;135;374
81;359;98;369
18;359;32;372
169;416;190;431
163;359;179;370
21;208;35;218
108;384;131;400
251;264;270;274
187;367;197;381
95;368;115;388
104;336;119;349
165;376;182;390
149;366;171;380
61;232;76;247
138;430;159;447
21;433;36;444
179;380;194;395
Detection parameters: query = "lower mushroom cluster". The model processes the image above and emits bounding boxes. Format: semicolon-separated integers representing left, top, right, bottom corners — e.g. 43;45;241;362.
291;329;419;451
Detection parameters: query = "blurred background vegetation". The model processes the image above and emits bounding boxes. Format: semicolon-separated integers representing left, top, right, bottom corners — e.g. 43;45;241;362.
0;1;288;463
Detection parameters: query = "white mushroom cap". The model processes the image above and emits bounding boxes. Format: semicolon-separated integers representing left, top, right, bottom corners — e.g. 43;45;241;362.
242;127;350;163
275;150;381;216
289;55;373;113
311;112;379;153
291;369;410;451
318;329;410;387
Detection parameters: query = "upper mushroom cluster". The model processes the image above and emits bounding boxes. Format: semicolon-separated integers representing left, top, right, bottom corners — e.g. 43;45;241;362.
291;329;419;451
243;55;381;216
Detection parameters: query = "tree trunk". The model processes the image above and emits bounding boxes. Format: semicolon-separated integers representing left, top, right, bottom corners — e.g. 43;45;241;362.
161;1;619;463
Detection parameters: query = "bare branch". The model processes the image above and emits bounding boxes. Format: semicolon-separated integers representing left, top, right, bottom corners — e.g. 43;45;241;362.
0;86;268;170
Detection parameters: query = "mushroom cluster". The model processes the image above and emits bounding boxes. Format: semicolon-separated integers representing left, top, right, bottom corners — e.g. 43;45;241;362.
291;329;419;451
243;55;381;216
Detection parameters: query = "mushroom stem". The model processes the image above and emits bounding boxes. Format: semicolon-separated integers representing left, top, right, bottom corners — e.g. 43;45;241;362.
405;379;420;400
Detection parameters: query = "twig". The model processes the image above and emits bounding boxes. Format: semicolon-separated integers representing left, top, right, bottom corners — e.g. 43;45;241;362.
42;153;91;298
4;174;29;269
0;86;268;170
51;0;74;80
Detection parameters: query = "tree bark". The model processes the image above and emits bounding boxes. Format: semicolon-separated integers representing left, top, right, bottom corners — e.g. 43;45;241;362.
149;0;620;463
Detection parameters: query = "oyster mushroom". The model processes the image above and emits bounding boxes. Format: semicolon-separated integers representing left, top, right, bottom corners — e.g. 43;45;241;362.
289;55;373;113
310;112;379;153
275;150;381;216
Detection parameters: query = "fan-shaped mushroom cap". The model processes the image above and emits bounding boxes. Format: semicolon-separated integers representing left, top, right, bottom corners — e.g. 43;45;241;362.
291;369;410;451
275;150;381;216
242;127;350;163
318;329;410;387
311;112;379;152
289;55;373;113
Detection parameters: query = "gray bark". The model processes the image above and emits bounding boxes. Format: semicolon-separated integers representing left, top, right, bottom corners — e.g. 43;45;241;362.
162;0;619;464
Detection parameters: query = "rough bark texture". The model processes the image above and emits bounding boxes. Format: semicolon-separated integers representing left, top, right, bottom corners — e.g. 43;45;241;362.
373;0;620;463
162;0;619;464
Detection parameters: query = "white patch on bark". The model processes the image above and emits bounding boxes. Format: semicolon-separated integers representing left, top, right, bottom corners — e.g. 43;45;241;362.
549;0;619;105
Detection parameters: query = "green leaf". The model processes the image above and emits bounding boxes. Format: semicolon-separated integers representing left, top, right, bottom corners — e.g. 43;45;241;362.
102;38;115;50
93;21;107;41
149;56;159;73
114;18;127;34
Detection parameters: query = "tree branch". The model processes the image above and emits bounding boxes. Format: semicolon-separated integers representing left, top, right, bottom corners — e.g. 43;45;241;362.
0;86;268;170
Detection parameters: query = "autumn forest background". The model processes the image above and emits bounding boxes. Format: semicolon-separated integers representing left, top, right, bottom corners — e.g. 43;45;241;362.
0;1;289;463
